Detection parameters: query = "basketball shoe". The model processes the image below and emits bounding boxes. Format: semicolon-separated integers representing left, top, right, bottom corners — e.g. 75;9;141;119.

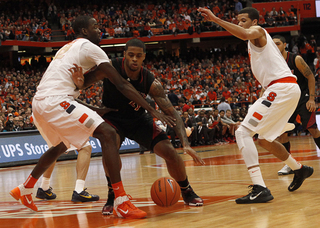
235;185;274;204
10;184;38;212
181;187;203;206
36;187;57;200
102;190;115;215
113;195;147;219
278;165;293;175
288;165;314;192
71;188;99;202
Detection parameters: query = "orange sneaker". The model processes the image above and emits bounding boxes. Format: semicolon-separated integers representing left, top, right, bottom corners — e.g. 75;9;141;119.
10;184;38;212
113;195;146;219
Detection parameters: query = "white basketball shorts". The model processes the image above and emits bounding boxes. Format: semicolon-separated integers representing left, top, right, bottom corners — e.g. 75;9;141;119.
241;82;300;142
32;95;104;149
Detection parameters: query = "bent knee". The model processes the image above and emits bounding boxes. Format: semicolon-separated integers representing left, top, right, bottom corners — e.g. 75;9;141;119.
93;122;117;141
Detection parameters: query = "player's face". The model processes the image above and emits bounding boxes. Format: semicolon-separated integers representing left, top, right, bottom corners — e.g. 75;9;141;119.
273;38;286;54
86;18;101;45
124;46;146;71
237;13;256;29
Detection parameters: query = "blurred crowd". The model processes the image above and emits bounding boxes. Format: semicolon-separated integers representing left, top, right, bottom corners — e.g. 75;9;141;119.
0;0;300;42
1;39;320;148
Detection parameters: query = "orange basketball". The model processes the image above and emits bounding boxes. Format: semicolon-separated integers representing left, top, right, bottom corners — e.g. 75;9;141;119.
150;177;181;207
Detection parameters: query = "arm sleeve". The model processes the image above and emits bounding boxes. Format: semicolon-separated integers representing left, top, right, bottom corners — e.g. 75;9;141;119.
80;41;110;68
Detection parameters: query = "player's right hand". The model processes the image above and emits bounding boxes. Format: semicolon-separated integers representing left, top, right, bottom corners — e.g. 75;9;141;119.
96;106;118;117
197;7;217;22
150;110;176;128
69;63;84;90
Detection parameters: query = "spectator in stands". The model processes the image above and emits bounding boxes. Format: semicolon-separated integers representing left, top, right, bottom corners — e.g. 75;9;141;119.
4;113;14;131
234;0;243;13
66;26;75;40
217;96;231;112
265;12;275;27
168;89;179;106
186;108;198;146
195;110;210;145
178;98;190;112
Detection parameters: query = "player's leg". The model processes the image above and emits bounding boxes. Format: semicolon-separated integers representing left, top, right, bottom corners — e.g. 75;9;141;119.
94;122;146;219
10;142;67;211
258;139;313;192
153;139;203;206
36;161;57;200
277;133;294;175
234;125;273;204
308;127;320;148
71;145;99;203
102;154;122;215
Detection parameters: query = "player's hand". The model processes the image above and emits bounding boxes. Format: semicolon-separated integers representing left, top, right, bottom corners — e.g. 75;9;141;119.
69;63;84;89
197;7;217;22
306;100;316;112
183;145;205;165
150;110;176;128
96;106;118;117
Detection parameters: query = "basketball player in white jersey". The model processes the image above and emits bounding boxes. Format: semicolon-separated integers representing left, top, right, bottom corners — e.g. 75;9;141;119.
10;15;174;218
198;7;313;203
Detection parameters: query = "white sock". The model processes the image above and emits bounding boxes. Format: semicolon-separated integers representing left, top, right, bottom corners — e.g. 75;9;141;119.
284;155;302;170
248;167;266;188
75;179;85;193
40;177;50;191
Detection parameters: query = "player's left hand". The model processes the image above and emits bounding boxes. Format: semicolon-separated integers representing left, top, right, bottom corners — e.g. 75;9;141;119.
69;63;84;89
197;7;217;22
183;145;205;165
306;100;316;112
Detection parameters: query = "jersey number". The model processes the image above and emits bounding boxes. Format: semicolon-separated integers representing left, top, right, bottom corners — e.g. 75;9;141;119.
129;101;141;111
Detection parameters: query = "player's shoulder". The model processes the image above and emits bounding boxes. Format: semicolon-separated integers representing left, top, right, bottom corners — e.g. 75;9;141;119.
111;57;124;67
249;25;264;33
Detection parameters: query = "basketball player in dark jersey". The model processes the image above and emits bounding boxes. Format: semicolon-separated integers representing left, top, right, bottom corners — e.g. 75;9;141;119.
73;38;205;215
273;35;320;175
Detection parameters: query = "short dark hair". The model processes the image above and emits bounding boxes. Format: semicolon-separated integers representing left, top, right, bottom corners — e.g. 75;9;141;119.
73;15;92;36
239;7;259;22
125;38;146;53
273;35;286;44
220;96;226;102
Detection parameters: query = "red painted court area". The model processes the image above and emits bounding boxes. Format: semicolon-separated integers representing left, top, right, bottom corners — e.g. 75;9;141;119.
0;196;238;228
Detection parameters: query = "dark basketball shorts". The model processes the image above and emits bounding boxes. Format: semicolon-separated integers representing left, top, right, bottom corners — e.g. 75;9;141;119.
103;113;168;150
288;94;317;130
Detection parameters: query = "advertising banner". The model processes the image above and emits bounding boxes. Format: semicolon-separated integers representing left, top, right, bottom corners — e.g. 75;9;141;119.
0;131;140;167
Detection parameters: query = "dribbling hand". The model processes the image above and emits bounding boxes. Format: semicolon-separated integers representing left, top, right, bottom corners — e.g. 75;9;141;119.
183;145;205;165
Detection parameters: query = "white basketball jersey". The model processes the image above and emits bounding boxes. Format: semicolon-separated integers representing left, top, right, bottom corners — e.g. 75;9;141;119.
34;38;110;99
248;28;295;88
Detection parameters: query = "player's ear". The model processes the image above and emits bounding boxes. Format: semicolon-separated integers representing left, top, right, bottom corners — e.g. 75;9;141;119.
252;19;258;26
142;53;146;60
123;50;126;57
81;28;88;36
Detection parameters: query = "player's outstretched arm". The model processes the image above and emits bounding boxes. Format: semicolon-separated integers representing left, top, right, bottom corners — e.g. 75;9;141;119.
69;62;176;127
295;55;316;112
149;79;204;165
197;7;263;41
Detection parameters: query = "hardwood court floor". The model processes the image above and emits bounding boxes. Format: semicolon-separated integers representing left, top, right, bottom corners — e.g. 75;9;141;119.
1;136;320;228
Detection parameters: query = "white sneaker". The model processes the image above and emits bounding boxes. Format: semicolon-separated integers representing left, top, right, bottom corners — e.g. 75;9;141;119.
278;165;294;175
